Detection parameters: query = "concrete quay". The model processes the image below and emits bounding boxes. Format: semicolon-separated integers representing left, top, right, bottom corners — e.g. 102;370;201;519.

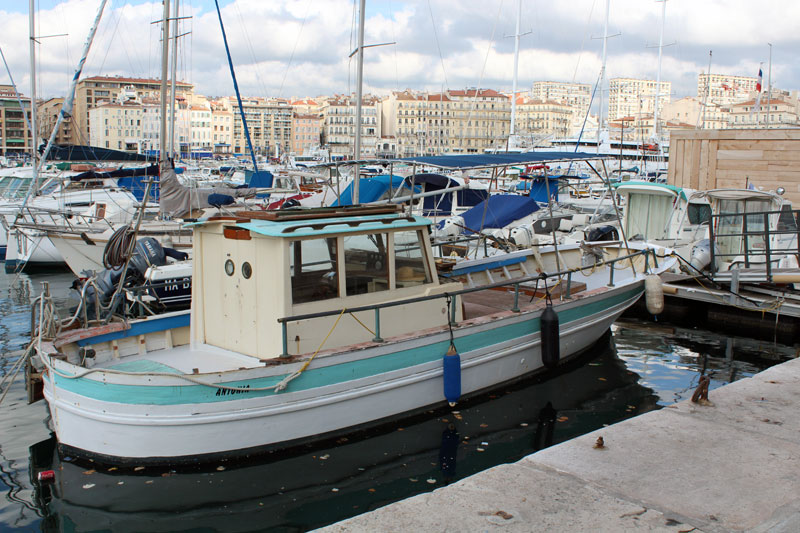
320;356;800;532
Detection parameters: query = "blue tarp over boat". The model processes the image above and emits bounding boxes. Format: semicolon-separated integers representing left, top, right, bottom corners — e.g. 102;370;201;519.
332;175;415;206
402;173;489;217
454;194;540;235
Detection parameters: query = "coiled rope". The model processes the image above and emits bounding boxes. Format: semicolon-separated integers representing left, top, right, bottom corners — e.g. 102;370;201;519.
103;224;134;269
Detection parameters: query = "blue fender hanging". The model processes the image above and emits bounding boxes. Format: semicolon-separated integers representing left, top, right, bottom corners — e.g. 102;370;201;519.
541;301;560;369
443;343;461;406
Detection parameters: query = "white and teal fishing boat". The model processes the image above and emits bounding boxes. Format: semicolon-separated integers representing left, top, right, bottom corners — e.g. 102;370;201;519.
28;201;675;465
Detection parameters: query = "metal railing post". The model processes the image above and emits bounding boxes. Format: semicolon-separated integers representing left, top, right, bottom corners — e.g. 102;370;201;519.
608;264;615;287
512;283;520;312
565;271;572;298
764;212;772;281
281;322;289;358
373;308;384;342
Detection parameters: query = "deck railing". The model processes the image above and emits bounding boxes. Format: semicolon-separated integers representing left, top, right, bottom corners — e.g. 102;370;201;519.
276;247;658;357
708;208;800;282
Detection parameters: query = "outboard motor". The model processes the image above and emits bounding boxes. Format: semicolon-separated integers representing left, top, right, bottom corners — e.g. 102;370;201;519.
584;225;619;242
687;239;717;273
78;238;189;318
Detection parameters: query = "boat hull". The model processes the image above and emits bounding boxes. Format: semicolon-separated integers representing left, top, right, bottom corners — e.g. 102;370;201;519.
42;283;642;464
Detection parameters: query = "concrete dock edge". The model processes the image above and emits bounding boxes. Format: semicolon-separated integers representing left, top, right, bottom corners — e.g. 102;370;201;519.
319;356;800;532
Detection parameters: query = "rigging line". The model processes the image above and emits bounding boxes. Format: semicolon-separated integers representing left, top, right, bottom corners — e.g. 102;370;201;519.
426;0;448;89
348;0;357;97
95;2;125;75
571;0;597;84
278;0;313;98
233;2;268;97
462;0;504;145
388;0;399;89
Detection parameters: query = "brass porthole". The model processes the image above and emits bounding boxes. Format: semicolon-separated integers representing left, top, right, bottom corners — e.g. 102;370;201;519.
242;261;252;279
224;259;235;276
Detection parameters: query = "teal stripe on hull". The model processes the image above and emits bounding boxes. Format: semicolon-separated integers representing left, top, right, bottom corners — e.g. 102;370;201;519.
54;286;641;405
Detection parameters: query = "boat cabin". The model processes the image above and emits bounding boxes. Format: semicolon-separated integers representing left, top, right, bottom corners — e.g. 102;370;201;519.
616;182;711;249
191;206;462;358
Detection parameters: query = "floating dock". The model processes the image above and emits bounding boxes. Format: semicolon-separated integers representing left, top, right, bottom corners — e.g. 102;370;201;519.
320;356;800;532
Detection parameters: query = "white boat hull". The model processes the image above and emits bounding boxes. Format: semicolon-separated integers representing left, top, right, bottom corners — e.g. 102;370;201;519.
42;283;639;463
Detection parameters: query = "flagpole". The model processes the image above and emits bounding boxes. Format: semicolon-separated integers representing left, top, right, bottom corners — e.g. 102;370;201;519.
766;43;772;128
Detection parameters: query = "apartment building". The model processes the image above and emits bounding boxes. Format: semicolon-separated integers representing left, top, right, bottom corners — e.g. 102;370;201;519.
728;98;800;129
38;97;73;146
74;76;193;145
228;97;293;158
381;90;450;157
291;113;320;156
210;100;234;155
608;78;671;122
697;73;759;107
446;88;510;153
514;97;572;139
0;85;32;156
88;100;145;152
320;95;380;159
531;81;591;122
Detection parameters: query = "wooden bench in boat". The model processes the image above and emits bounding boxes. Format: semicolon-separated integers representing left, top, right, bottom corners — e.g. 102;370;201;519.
461;280;587;320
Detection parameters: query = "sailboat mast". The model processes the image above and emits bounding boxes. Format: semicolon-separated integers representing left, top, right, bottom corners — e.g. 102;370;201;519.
169;0;179;157
598;0;609;155
353;0;366;205
652;0;666;141
159;0;171;163
28;0;38;191
510;0;521;138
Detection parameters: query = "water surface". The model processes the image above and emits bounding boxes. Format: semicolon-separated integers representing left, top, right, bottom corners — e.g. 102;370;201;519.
0;270;795;532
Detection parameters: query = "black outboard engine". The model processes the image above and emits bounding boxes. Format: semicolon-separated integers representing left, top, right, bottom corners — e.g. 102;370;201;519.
78;238;188;318
585;225;619;242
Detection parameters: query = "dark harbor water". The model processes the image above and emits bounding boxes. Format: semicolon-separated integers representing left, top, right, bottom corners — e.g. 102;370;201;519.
0;270;796;532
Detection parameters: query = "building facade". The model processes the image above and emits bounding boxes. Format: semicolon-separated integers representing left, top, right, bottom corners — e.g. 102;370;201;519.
74;76;193;146
531;81;591;123
608;78;671;122
320;95;380;159
88;100;145;152
291;112;320;156
229;97;293;158
38;97;73;146
514;97;572;140
0;85;33;156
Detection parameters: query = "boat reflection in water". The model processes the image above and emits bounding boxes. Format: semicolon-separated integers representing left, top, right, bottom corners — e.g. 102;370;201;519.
29;332;660;532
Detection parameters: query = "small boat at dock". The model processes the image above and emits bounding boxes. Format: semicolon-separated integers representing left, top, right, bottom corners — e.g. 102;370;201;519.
28;201;674;465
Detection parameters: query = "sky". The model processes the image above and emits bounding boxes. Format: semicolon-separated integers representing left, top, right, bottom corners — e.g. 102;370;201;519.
0;0;797;105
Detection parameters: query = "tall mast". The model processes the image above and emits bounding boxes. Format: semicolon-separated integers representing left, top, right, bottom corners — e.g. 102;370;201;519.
353;0;366;205
598;0;610;154
28;0;38;191
169;0;179;157
509;0;521;138
159;0;171;163
652;0;666;141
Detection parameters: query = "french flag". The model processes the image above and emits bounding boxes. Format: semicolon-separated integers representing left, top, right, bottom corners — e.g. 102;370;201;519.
756;68;763;93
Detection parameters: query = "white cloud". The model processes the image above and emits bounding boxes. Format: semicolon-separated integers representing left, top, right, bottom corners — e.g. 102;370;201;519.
0;0;796;102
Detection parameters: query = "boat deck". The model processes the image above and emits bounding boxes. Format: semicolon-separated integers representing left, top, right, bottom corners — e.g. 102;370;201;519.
97;343;265;374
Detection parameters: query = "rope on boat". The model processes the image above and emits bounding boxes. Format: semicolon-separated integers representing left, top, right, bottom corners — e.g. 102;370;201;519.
103;224;135;269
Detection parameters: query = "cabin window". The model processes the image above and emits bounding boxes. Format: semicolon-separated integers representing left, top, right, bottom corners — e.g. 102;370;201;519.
343;233;389;295
777;205;798;232
394;230;432;287
289;238;338;304
687;203;712;225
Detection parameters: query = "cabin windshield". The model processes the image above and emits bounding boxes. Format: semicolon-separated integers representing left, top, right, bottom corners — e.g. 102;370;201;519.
394;230;432;286
343;233;389;295
290;237;339;304
625;192;674;239
687;203;712;225
715;198;771;257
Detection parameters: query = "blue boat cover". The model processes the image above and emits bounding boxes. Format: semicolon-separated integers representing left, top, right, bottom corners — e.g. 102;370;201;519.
332;174;415;206
454;194;540;235
396;151;605;170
